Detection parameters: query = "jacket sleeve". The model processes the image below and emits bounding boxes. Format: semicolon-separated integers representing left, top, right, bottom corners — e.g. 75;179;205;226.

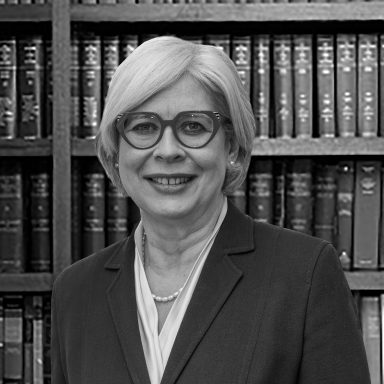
298;243;371;384
51;279;68;384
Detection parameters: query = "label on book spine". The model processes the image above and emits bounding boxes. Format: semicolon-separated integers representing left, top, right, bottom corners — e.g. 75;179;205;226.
0;38;17;139
102;36;119;107
71;35;81;137
232;36;251;96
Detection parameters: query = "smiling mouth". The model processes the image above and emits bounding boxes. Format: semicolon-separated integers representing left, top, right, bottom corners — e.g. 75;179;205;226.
150;177;193;186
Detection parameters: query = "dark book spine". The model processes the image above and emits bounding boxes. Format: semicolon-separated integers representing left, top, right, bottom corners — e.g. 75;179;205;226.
336;161;354;270
336;34;357;137
0;296;3;384
358;34;379;138
253;35;271;138
316;35;336;137
273;159;286;227
102;35;119;108
33;296;43;384
353;161;381;269
380;35;384;138
82;159;105;258
71;35;81;137
248;158;274;223
232;36;252;97
0;37;17;139
44;41;53;138
80;34;101;138
0;160;24;273
3;295;23;383
119;35;138;63
106;181;128;245
205;34;231;57
42;295;51;384
29;160;51;272
273;35;294;138
228;180;247;214
17;35;44;139
23;296;34;384
313;161;337;244
71;159;82;263
380;163;384;269
293;34;313;138
286;159;313;235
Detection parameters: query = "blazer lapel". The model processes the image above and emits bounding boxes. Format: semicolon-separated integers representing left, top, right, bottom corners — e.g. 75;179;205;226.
106;236;151;384
161;202;255;384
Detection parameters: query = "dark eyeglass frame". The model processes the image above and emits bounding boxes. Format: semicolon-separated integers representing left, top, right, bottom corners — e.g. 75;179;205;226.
114;110;229;150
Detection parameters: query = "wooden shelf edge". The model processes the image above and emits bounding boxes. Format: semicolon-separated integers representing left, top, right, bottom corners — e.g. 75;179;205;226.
0;273;53;292
71;2;384;22
252;137;384;157
345;271;384;290
72;137;97;156
0;4;51;22
0;138;52;156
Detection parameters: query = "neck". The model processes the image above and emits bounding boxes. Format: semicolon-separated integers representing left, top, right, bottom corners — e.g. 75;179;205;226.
140;195;225;271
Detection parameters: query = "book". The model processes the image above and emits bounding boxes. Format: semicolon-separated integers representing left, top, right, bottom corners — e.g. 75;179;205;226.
285;159;313;235
71;34;81;137
0;160;24;273
353;161;381;269
23;296;34;384
0;297;3;384
205;34;231;57
380;35;384;138
357;34;378;137
102;35;119;108
17;35;44;139
119;35;138;63
313;161;337;244
273;35;294;138
336;34;357;137
293;35;313;138
0;36;17;139
42;295;51;384
316;35;336;137
360;296;381;384
231;36;252;97
29;159;51;272
82;159;105;258
33;296;44;384
336;161;354;270
379;163;384;269
71;159;82;263
3;295;23;383
273;159;286;227
248;158;274;223
80;33;101;138
44;40;53;138
106;180;128;245
252;35;271;139
381;294;384;383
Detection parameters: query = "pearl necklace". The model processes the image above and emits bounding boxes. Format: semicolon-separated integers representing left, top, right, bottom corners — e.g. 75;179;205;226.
141;231;183;303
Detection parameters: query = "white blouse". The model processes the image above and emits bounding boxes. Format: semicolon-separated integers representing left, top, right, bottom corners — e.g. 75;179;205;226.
134;198;228;384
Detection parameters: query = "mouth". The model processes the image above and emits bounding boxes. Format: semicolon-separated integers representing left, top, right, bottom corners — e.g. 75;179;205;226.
150;177;193;186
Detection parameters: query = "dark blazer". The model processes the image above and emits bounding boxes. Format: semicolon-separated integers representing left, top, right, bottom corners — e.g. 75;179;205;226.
52;202;370;384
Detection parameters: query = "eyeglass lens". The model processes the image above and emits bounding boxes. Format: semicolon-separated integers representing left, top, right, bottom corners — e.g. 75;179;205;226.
122;112;216;148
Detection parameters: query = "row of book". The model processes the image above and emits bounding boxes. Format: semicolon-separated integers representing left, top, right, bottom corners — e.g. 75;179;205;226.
0;0;50;4
70;0;384;4
0;294;51;384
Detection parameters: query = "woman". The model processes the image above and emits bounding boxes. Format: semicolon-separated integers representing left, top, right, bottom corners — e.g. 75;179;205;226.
51;36;370;384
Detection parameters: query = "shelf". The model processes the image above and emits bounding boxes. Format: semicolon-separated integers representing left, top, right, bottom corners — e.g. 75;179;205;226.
0;4;51;22
252;137;384;157
0;138;52;156
71;2;384;22
345;272;384;291
72;137;97;156
0;273;53;292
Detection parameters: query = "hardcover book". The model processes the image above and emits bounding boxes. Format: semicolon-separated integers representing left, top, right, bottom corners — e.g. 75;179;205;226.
71;34;81;137
102;35;119;108
119;35;139;63
71;159;82;263
23;296;34;384
205;34;231;57
232;36;252;97
33;296;44;384
273;159;286;227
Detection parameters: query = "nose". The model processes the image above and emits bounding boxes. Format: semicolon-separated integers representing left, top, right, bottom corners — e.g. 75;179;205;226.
152;126;185;162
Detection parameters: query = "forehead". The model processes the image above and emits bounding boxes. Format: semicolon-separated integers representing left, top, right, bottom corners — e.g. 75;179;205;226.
133;76;216;118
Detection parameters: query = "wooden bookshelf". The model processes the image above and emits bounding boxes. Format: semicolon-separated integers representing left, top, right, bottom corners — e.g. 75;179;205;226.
345;272;384;291
0;4;51;22
0;273;53;292
0;138;52;157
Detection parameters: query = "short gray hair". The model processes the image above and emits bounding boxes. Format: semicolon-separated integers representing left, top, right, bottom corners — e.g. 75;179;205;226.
96;36;255;195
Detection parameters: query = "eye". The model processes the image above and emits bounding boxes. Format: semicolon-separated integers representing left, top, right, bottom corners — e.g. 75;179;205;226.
128;123;159;135
179;122;209;135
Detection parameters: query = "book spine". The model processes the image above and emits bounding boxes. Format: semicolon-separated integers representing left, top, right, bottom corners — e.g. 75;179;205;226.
23;296;34;384
248;158;274;223
353;161;381;269
232;36;252;97
0;160;24;273
316;35;336;137
380;35;384;138
0;37;17;139
379;163;384;269
119;35;138;63
82;159;105;258
29;160;51;272
336;161;354;270
71;159;82;263
286;159;313;235
42;295;51;384
102;35;119;108
17;35;44;139
44;40;53;138
71;35;81;137
293;34;313;138
273;35;294;138
361;296;381;384
106;181;128;245
357;34;379;137
273;159;286;227
381;294;384;383
80;33;101;138
3;295;23;383
33;296;44;384
252;35;271;139
0;297;3;384
313;161;337;244
205;34;231;57
336;34;357;137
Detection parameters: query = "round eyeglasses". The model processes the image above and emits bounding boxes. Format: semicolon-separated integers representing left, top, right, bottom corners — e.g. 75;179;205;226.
114;110;229;150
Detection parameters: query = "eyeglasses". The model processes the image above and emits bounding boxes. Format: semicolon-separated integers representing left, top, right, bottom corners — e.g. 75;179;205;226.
114;110;229;150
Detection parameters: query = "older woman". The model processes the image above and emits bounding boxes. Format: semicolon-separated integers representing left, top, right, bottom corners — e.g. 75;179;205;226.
51;36;370;384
